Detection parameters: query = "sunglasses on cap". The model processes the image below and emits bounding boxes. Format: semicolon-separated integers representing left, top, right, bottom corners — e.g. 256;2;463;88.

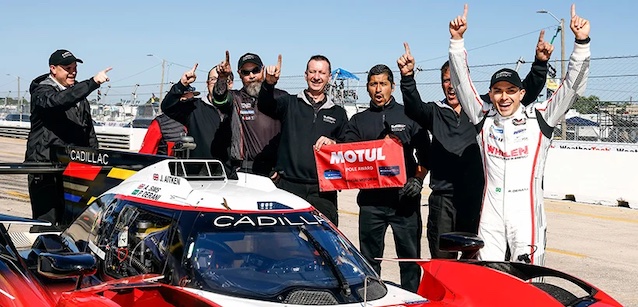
239;66;262;76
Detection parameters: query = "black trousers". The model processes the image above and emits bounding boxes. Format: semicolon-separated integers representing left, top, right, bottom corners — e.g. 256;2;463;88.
358;198;422;293
276;177;339;226
28;173;65;232
427;190;482;259
427;192;458;259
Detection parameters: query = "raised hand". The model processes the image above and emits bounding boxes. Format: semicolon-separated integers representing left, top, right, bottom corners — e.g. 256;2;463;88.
265;54;282;85
180;63;198;86
535;30;554;62
397;42;415;77
217;51;232;78
569;4;590;40
93;67;112;85
449;4;468;39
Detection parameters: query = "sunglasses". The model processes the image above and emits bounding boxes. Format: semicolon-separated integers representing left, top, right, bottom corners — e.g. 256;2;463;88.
239;66;262;76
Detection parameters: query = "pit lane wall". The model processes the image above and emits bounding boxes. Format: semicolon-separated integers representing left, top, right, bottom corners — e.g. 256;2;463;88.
0;122;636;209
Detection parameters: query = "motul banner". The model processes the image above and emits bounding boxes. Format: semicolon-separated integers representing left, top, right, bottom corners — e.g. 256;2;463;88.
314;138;407;191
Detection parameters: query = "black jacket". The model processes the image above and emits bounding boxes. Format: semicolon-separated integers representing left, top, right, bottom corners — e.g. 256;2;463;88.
259;84;348;184
25;74;99;162
342;97;430;205
161;82;235;176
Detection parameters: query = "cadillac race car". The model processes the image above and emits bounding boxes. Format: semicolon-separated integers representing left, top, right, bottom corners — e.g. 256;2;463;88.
0;146;623;306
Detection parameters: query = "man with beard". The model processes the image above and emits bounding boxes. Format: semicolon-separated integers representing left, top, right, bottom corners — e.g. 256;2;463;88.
26;49;111;231
161;63;235;178
398;33;551;258
258;55;348;226
213;51;285;176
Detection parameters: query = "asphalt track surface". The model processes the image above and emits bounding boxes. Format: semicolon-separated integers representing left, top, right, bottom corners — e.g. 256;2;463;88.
0;137;635;306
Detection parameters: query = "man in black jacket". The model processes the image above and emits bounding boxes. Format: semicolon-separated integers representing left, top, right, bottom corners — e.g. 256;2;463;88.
259;55;348;225
26;49;111;230
341;64;429;292
397;36;552;258
161;64;236;178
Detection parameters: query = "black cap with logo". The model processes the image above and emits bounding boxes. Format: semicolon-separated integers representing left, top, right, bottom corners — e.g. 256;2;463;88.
237;53;263;69
490;68;522;89
49;49;83;66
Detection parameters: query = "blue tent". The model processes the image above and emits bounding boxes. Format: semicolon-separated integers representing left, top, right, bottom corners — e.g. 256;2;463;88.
332;68;360;81
566;116;599;126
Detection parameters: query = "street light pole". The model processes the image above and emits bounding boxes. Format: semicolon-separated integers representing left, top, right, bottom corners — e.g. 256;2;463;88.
537;9;567;139
147;54;166;101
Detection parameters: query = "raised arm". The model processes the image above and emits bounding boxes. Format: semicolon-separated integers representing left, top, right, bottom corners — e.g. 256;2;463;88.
212;51;232;106
541;4;591;126
258;54;286;119
160;64;197;123
521;30;553;106
448;4;485;125
398;42;435;129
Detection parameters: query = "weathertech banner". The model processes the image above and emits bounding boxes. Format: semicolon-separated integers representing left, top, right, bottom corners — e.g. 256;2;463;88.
315;138;407;191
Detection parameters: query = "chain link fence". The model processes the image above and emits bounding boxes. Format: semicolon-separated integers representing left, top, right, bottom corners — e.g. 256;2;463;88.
2;55;637;143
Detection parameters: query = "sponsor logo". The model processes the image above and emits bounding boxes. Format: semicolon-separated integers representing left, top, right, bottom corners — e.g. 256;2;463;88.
508;188;529;193
512;118;527;126
379;165;401;177
495;187;502;192
487;144;528;159
391;124;406;132
69;149;109;165
492;127;504;134
330;148;386;164
324;169;342;180
153;173;181;185
514;128;527;135
323;115;336;124
489;132;504;142
257;202;292;210
213;214;325;228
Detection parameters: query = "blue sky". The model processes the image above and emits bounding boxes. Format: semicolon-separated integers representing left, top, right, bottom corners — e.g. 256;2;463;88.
0;0;636;103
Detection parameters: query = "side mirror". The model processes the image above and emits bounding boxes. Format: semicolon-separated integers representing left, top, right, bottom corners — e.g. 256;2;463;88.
439;232;484;260
38;252;97;289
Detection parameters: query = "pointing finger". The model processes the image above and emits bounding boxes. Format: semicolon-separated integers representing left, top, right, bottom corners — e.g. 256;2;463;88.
192;63;198;72
538;29;545;43
104;67;113;73
276;54;282;69
404;42;411;56
571;4;576;18
225;50;230;63
462;3;468;19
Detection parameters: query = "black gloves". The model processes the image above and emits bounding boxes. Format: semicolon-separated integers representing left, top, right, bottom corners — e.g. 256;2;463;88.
399;177;423;198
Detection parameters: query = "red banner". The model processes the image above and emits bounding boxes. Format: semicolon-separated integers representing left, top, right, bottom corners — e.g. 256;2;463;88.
314;138;407;191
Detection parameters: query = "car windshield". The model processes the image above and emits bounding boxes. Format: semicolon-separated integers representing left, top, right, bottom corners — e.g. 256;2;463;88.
182;211;378;299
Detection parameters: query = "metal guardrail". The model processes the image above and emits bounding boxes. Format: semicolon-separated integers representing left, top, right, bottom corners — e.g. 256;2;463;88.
0;122;132;150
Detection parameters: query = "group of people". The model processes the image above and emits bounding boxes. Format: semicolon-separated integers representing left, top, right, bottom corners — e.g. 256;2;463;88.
24;3;590;294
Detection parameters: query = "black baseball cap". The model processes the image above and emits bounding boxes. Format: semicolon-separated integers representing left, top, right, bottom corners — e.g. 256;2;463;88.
49;49;83;66
237;53;263;69
490;68;522;89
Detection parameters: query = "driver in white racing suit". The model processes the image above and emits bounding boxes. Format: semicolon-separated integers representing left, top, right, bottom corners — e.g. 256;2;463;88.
447;4;591;265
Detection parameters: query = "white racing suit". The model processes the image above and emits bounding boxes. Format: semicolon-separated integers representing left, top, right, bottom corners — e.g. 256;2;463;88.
449;38;590;265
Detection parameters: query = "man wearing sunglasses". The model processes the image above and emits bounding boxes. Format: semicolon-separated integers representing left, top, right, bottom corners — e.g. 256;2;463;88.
213;51;285;176
25;49;111;231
